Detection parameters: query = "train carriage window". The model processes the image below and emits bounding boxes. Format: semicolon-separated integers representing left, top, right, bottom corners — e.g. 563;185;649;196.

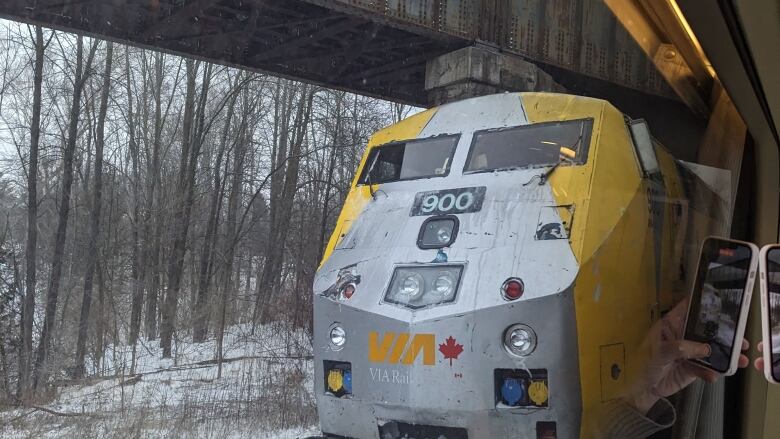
358;135;459;184
464;119;593;173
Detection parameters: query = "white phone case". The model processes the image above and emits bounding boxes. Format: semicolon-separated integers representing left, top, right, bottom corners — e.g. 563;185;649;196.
759;244;780;384
684;236;758;376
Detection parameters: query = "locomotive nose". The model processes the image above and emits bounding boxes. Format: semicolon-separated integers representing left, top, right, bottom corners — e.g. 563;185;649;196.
313;284;581;438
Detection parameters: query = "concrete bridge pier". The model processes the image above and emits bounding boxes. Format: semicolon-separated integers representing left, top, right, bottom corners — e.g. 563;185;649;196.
425;45;565;106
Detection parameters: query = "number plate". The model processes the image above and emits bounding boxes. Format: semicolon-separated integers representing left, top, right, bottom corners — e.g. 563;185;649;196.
410;187;486;216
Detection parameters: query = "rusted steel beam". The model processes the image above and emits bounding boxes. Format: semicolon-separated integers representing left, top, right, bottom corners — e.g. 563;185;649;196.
0;0;693;106
251;16;361;63
305;0;678;99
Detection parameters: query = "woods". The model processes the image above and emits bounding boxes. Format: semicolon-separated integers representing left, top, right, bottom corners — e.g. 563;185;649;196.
0;22;404;402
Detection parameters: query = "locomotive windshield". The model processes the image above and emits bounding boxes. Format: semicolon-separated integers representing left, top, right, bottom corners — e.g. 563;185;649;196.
358;135;459;184
464;118;593;173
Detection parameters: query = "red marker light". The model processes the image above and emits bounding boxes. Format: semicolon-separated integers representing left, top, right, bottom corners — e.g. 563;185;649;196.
342;284;356;299
502;278;524;301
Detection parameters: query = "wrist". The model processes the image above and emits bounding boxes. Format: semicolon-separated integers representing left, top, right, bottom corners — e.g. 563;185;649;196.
624;390;660;415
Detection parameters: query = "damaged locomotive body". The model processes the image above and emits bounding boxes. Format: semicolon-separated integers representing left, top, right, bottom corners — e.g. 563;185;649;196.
313;93;688;438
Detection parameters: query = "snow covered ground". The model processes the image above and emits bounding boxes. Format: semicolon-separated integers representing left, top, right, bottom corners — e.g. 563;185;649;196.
0;323;320;438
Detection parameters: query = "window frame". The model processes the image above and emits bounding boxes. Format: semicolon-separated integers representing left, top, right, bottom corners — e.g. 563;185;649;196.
356;134;461;185
627;119;661;177
416;215;460;250
462;118;595;175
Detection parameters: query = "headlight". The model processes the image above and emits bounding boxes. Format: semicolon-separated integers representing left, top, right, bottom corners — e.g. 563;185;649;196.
417;216;459;249
437;227;451;243
400;273;424;298
503;324;537;357
329;323;346;349
434;273;455;296
384;265;464;309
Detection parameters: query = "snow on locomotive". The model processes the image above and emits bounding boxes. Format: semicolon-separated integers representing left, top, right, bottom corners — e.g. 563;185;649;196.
312;93;695;438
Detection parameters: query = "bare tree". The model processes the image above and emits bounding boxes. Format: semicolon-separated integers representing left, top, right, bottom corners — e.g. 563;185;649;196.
192;78;238;343
32;36;97;390
254;82;315;324
160;60;211;358
74;41;112;377
125;47;142;349
17;24;44;400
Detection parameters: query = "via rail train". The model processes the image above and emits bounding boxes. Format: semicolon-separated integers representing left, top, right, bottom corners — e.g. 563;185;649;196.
312;93;717;438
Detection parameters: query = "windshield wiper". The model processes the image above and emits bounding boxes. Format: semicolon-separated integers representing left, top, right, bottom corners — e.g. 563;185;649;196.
365;152;379;200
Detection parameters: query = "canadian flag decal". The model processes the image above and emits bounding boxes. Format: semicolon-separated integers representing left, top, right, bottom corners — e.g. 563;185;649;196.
438;336;464;366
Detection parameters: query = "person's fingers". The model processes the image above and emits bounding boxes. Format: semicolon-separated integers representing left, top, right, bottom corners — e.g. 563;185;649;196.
758;341;764;353
682;361;719;383
741;339;750;352
658;340;711;362
755;357;765;372
658;315;677;342
663;297;690;336
738;354;749;368
665;296;691;321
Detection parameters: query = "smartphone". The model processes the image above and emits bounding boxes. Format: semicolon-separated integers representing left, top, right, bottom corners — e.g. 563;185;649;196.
684;236;758;375
759;245;780;384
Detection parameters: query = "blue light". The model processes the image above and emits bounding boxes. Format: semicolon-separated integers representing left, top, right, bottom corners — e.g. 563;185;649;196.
501;378;524;406
343;370;352;394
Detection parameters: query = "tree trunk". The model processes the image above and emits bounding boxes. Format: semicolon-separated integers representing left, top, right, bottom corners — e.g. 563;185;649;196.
255;84;314;324
160;60;209;358
74;42;112;378
33;37;97;390
18;25;44;400
217;93;250;376
193;89;237;342
144;53;166;340
127;47;143;346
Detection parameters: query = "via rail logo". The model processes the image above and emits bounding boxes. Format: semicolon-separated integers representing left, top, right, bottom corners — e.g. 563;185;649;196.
368;332;463;366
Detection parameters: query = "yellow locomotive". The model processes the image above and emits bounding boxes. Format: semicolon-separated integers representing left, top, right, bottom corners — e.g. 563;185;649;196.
313;93;704;438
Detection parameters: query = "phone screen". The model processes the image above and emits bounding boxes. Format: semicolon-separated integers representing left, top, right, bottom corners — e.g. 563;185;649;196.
685;238;753;372
766;248;780;381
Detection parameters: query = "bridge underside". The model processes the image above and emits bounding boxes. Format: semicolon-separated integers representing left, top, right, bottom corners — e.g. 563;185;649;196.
1;0;696;105
0;0;719;156
0;0;471;106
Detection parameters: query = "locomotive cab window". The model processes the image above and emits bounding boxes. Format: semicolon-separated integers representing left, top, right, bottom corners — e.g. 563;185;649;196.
358;135;459;184
464;119;593;173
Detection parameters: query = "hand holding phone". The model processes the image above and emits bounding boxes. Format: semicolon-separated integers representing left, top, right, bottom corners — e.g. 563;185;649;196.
759;245;780;384
683;236;758;376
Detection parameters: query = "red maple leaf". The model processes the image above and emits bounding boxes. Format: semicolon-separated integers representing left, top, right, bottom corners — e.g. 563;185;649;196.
439;336;464;366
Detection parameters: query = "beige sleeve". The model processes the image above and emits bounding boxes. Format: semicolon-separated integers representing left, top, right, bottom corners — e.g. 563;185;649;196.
591;398;676;439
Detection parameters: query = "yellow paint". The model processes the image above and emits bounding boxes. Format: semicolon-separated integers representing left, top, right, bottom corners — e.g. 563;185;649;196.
368;332;436;366
599;343;626;401
327;369;344;393
522;93;685;436
655;145;689;310
528;381;549;406
401;333;435;366
319;109;437;267
388;333;410;364
368;332;396;363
